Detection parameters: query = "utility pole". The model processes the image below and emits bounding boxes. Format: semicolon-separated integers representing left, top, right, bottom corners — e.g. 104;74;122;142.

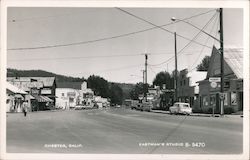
174;32;178;102
144;54;148;101
142;70;145;84
219;8;224;116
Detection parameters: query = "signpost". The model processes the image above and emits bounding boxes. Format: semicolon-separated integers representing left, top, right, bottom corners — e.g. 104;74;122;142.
209;77;221;117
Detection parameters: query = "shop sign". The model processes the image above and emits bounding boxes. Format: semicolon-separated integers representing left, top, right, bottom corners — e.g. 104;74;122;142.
13;81;43;90
67;92;76;97
41;88;52;94
209;77;221;82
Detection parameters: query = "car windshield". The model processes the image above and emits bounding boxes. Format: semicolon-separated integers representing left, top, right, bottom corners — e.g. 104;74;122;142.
174;104;179;107
179;104;189;108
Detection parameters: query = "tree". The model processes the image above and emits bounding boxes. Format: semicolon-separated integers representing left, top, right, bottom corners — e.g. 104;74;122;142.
87;75;124;104
129;82;144;100
153;71;173;89
109;83;123;105
196;56;211;71
87;75;110;98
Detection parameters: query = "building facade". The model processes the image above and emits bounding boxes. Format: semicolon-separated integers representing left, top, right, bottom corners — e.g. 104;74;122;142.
177;69;207;109
80;82;94;106
7;77;56;111
56;88;81;109
6;82;28;112
198;46;243;114
56;81;95;109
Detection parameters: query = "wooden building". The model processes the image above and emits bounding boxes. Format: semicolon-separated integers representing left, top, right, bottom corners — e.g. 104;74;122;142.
197;46;243;114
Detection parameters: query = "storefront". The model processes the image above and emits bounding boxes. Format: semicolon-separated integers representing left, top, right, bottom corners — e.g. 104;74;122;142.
32;95;54;111
198;46;243;114
6;82;28;113
7;77;56;111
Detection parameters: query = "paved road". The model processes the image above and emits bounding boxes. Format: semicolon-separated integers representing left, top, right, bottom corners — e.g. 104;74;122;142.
7;108;243;154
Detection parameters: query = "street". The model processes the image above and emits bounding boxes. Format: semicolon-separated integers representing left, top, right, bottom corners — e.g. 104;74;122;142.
7;107;243;154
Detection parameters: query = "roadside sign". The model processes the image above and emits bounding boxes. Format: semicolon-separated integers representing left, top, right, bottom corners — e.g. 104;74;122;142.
210;82;217;88
209;77;221;82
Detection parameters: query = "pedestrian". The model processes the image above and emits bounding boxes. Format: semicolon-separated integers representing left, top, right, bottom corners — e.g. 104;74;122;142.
23;100;28;117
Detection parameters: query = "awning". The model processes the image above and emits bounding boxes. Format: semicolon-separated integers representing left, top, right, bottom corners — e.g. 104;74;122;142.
47;95;58;98
14;94;24;99
33;95;54;102
42;96;54;102
6;82;27;95
25;94;35;100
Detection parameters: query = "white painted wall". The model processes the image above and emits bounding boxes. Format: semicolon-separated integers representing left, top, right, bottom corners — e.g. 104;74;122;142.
56;88;80;109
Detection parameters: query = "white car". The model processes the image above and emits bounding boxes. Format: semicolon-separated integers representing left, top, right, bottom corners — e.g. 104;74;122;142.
169;102;192;115
75;105;83;110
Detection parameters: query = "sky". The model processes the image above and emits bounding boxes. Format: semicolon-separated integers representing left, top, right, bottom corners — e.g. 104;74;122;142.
7;7;243;84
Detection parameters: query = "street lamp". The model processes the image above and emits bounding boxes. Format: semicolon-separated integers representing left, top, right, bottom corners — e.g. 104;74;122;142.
171;17;176;22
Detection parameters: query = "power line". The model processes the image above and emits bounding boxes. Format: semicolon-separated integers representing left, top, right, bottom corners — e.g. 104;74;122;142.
149;12;217;67
70;64;144;76
116;7;213;49
8;54;144;62
176;12;221;43
189;13;219;72
8;9;216;51
148;65;157;75
8;52;178;62
9;51;204;62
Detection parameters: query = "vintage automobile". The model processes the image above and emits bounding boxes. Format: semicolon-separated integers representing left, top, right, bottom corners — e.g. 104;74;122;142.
75;105;84;110
169;102;192;115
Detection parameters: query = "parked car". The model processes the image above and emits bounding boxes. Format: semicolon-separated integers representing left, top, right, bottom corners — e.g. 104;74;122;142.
141;101;153;112
131;100;138;110
169;102;192;115
75;105;83;110
82;105;93;110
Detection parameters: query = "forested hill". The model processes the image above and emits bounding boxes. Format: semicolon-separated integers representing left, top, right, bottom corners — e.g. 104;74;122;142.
7;68;84;82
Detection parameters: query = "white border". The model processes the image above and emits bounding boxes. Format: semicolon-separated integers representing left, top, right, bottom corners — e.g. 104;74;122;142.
1;0;249;160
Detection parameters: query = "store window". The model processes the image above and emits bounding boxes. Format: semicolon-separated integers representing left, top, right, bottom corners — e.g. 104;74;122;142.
69;97;74;103
231;92;237;105
203;96;209;106
224;81;230;89
210;95;216;106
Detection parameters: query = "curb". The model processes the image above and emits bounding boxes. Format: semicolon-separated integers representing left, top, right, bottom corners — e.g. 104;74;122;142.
150;110;243;118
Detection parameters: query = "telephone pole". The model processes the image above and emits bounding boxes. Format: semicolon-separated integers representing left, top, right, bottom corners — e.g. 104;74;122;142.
174;32;178;102
144;54;148;101
220;8;224;116
142;70;145;84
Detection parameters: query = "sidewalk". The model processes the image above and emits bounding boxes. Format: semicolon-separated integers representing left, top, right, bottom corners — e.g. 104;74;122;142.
150;109;243;118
